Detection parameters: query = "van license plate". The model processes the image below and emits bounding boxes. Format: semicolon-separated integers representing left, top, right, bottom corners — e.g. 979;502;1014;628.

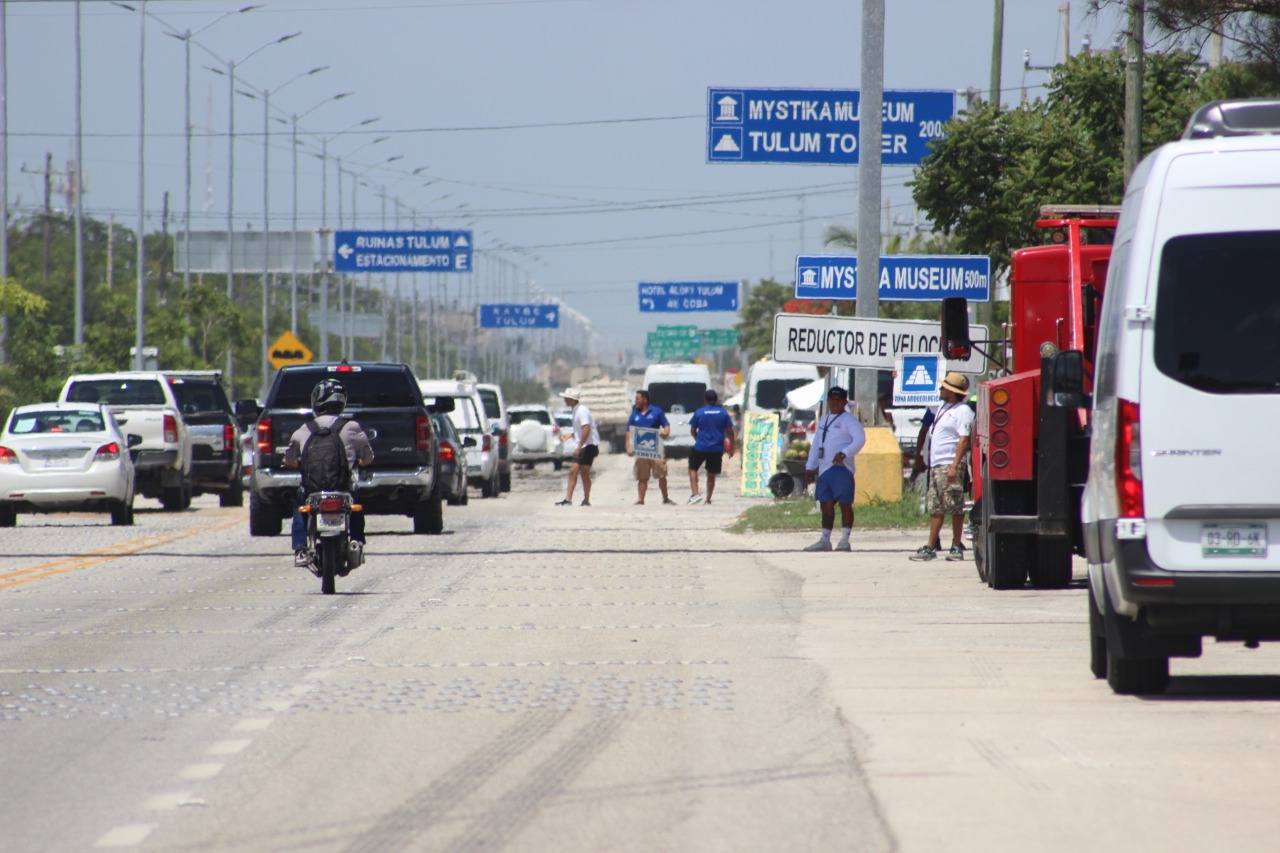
1201;523;1266;557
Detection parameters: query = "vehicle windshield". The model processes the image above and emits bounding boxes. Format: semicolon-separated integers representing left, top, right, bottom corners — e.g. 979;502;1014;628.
1154;231;1280;393
510;409;551;426
272;370;422;408
65;379;165;406
647;381;706;414
170;380;231;413
444;396;484;432
756;377;815;409
8;409;106;434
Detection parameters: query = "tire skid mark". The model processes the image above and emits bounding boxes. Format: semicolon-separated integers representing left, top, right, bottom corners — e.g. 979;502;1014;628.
969;737;1051;792
345;708;565;852
442;711;626;853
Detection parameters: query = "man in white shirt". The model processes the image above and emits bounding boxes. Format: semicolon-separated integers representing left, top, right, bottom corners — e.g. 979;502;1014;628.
557;387;601;507
803;386;867;551
911;372;975;562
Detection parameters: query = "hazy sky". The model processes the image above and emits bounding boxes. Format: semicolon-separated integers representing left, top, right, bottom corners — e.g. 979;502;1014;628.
4;0;1149;357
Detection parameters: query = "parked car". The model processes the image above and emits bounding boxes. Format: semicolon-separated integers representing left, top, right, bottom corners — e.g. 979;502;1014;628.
431;411;468;506
476;382;511;492
419;378;501;498
59;372;193;510
166;371;243;507
0;403;139;526
507;404;563;470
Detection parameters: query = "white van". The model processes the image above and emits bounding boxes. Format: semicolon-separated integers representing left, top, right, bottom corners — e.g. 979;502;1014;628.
642;362;711;456
1077;100;1280;694
743;360;820;414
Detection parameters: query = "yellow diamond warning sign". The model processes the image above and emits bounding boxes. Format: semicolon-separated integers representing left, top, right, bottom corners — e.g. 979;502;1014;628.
268;331;314;371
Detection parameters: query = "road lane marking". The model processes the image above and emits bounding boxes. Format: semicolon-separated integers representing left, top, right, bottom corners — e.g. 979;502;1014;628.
206;739;252;756
180;763;224;781
94;824;156;848
232;717;274;732
0;516;243;590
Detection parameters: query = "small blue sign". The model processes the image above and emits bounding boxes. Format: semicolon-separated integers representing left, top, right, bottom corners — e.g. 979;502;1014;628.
639;282;738;313
901;355;941;392
795;255;991;302
479;303;560;329
707;87;955;166
334;229;472;273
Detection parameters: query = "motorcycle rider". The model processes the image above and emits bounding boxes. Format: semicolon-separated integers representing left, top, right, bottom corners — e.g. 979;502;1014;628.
283;379;374;568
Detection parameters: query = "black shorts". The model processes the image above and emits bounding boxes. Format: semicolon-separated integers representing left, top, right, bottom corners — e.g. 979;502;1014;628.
576;444;599;467
688;448;724;474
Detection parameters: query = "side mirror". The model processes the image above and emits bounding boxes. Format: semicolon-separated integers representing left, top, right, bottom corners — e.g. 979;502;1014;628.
462;435;478;448
1044;350;1091;408
427;397;456;414
490;421;503;435
234;398;262;422
126;433;144;448
940;297;972;360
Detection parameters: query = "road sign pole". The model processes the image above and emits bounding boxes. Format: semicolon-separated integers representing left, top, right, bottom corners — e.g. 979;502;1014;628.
856;0;885;426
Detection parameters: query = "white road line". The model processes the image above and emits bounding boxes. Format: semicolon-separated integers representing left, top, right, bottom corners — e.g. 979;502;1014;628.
144;791;196;811
94;824;156;848
206;739;252;756
232;717;274;732
180;763;224;781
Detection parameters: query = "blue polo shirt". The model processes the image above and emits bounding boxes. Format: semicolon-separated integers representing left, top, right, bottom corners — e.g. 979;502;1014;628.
689;405;733;453
627;405;669;431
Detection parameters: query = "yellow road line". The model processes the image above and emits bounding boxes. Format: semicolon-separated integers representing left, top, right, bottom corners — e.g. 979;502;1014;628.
0;515;245;590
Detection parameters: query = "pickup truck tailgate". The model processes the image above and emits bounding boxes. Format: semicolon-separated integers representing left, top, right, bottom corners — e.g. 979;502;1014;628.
267;410;428;469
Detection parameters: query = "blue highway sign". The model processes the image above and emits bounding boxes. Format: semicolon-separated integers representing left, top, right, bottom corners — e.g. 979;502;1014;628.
707;87;955;166
479;303;560;329
333;230;472;273
639;282;739;313
795;255;991;302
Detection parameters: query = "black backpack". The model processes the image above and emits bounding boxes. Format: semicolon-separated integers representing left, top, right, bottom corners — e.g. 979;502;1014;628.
301;417;352;492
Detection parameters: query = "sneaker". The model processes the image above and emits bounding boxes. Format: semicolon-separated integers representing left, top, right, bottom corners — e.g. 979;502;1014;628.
909;545;938;562
662;498;676;505
294;550;309;567
580;499;591;507
803;538;833;552
688;494;703;505
555;499;572;506
634;500;645;505
834;540;852;551
946;544;966;562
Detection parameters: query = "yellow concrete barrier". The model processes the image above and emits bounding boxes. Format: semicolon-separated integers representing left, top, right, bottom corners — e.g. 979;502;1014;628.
855;427;903;506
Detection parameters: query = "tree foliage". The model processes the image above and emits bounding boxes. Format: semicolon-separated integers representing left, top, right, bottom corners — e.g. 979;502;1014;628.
734;279;790;362
1116;0;1280;80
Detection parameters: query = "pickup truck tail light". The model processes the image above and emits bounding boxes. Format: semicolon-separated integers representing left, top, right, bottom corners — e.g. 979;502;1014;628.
163;414;179;444
499;429;508;448
257;417;273;455
224;423;236;452
439;442;455;462
1116;399;1144;518
94;442;121;461
0;446;15;464
416;416;432;451
482;435;492;453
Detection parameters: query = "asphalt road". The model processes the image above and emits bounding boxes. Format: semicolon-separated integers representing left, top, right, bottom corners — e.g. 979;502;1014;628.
4;453;1280;852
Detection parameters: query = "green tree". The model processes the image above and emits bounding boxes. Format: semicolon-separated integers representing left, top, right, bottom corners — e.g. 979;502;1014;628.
734;278;790;362
1117;0;1280;80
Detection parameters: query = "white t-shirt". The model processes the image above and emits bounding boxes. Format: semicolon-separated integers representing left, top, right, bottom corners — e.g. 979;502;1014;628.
572;403;600;448
805;410;867;476
928;402;975;468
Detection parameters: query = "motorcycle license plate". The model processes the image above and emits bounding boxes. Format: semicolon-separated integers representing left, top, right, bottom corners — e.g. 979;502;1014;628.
317;512;346;531
1201;522;1266;557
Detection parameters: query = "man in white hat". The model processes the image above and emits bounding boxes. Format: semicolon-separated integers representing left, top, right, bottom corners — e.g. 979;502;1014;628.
556;387;600;507
911;371;975;562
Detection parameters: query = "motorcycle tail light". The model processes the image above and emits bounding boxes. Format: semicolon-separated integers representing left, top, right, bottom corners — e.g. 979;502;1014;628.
319;497;344;513
416;416;432;451
163;414;178;444
257;418;272;455
224;423;236;451
0;446;16;464
94;442;121;460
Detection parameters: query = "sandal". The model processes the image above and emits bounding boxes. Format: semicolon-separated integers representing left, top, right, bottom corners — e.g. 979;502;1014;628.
555;499;572;506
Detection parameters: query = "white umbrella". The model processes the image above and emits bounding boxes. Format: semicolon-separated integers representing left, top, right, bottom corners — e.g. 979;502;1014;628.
724;391;744;408
785;377;826;411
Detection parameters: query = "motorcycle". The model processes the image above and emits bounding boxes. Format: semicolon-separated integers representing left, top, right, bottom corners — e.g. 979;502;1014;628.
299;490;364;594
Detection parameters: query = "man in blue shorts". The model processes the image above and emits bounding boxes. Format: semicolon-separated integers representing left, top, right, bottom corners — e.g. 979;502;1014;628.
687;389;736;504
803;386;867;551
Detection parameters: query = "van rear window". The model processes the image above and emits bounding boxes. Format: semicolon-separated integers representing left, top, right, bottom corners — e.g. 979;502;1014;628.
1155;231;1280;393
755;378;814;409
272;370;421;409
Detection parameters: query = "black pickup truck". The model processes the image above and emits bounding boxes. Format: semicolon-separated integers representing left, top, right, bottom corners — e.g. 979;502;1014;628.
167;372;244;507
239;362;444;536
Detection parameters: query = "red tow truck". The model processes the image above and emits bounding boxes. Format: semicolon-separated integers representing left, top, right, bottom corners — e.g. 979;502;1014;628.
943;206;1120;590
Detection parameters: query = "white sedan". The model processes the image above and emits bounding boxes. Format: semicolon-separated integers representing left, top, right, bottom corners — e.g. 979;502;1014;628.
0;403;138;527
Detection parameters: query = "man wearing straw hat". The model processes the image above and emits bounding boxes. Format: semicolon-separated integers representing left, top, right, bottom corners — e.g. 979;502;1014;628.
910;371;975;562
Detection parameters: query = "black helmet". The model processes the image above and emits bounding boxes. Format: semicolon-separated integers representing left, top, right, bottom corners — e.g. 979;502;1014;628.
311;378;347;415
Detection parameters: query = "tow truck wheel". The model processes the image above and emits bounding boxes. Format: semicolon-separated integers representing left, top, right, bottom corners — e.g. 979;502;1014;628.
982;473;1030;590
1029;540;1073;589
972;498;989;584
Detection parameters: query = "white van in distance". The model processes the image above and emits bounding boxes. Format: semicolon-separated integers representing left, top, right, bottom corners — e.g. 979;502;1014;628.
642;362;711;457
743;360;820;414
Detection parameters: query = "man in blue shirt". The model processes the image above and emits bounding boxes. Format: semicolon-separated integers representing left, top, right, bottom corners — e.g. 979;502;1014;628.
688;389;737;505
626;389;674;505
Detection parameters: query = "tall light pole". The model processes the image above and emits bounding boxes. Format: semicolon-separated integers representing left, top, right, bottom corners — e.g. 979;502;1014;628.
73;1;84;347
1;0;8;363
276;91;351;334
204;30;300;387
238;66;326;395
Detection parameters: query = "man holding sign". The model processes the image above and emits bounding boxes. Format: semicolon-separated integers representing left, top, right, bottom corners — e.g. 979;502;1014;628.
626;389;674;505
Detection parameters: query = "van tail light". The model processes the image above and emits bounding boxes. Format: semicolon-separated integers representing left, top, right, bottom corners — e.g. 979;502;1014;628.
1117;399;1144;518
482;435;492;453
0;446;16;464
257;417;273;455
416;416;432;451
439;442;455;462
163;414;179;444
224;423;236;452
95;442;122;461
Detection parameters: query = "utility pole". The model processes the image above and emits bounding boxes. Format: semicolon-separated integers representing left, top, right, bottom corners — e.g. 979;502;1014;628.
43;152;52;282
855;0;884;425
1124;0;1144;185
990;0;1004;106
